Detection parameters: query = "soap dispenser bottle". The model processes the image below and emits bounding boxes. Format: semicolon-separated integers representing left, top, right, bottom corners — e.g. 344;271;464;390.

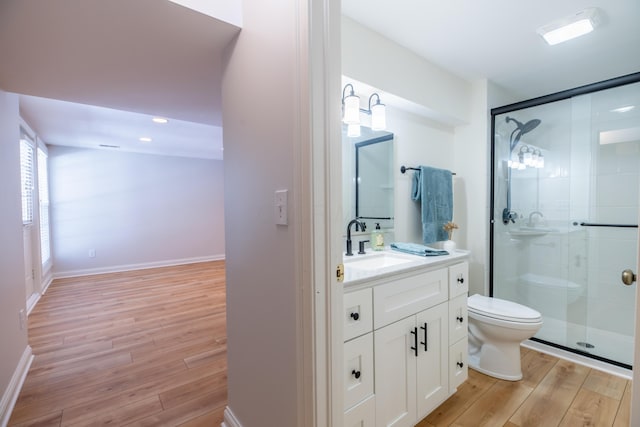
371;223;384;251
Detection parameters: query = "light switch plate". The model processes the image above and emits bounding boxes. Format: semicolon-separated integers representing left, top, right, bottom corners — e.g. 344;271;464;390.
275;189;288;225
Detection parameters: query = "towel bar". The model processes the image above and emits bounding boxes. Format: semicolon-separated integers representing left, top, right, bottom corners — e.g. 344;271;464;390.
400;165;456;175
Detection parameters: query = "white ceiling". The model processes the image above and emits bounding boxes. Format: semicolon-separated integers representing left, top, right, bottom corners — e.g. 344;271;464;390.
0;0;239;159
0;1;639;159
343;0;640;101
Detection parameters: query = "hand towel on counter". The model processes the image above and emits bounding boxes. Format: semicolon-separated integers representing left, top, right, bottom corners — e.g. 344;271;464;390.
390;242;449;256
411;166;453;244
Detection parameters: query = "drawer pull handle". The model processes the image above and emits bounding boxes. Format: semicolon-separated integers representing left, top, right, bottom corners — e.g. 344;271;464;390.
352;369;361;379
456;316;464;323
457;361;464;368
420;322;428;352
350;312;360;321
457;276;464;284
410;327;418;357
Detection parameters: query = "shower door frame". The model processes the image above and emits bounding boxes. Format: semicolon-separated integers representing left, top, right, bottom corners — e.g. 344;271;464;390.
489;71;640;368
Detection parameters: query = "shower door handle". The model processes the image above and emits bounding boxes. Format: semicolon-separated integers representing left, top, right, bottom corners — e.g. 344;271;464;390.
621;269;637;286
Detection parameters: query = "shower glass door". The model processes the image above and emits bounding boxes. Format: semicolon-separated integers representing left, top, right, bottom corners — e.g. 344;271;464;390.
491;78;640;368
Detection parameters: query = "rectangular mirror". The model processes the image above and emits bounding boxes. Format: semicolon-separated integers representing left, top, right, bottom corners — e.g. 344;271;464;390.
343;125;394;232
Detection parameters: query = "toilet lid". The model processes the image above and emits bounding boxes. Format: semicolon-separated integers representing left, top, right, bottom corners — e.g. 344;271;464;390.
468;294;542;323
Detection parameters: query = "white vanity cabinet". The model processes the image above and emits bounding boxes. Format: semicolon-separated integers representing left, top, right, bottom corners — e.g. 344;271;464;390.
374;302;448;427
343;256;469;427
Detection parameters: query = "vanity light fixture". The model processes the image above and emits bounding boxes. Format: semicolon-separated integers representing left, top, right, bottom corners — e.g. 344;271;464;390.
369;93;386;131
341;83;387;134
152;117;169;124
342;84;360;125
511;145;544;169
537;8;600;46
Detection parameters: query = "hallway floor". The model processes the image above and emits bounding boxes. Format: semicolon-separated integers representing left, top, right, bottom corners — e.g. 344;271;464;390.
8;261;227;426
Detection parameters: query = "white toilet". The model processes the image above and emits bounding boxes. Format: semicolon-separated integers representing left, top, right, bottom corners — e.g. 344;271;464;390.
467;294;543;381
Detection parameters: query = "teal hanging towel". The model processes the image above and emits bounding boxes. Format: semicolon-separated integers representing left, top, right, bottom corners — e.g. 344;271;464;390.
412;166;453;244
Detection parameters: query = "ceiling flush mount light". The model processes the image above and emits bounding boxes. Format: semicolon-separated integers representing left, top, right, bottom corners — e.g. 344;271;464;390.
341;83;387;136
152;117;169;124
537;8;600;46
139;137;152;143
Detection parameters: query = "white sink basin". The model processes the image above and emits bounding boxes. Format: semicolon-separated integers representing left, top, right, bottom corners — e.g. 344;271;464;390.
344;251;420;282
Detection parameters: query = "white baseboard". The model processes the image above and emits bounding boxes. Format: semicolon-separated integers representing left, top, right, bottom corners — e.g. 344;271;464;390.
26;292;40;316
41;273;53;294
222;406;243;427
52;254;226;279
0;346;34;426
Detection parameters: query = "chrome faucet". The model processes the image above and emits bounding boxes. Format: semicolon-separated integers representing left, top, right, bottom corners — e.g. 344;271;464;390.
527;211;544;227
345;219;365;256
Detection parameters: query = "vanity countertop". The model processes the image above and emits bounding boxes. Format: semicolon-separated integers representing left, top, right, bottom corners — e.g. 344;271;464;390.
343;248;469;289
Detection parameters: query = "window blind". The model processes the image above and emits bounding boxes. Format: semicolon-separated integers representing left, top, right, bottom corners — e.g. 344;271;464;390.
38;148;51;265
20;138;35;225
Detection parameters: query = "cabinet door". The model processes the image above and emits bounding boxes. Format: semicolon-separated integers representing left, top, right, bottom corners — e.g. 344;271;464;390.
374;316;417;427
344;333;374;411
415;302;449;420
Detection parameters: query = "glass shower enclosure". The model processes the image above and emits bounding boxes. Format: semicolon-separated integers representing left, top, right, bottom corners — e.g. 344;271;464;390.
491;74;640;368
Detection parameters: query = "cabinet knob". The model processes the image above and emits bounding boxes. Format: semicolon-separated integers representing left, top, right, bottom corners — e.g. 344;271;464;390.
456;316;464;323
350;312;360;321
457;361;464;368
351;369;361;379
457;276;464;284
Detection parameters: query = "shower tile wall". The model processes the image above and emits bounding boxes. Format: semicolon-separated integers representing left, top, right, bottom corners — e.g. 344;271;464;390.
587;141;639;336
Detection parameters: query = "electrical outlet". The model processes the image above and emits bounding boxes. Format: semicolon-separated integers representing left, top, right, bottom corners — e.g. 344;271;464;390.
88;249;96;258
18;309;26;330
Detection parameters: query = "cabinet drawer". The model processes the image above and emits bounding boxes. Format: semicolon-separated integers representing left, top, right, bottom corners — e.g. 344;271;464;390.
449;337;468;393
344;333;374;411
449;262;469;298
449;293;468;344
373;268;448;329
344;288;373;341
344;394;375;427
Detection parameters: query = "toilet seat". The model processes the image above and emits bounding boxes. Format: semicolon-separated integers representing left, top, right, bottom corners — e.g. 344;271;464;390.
468;294;541;323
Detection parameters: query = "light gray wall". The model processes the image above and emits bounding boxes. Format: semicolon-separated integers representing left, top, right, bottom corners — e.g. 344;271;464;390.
48;146;225;276
221;0;306;424
0;90;29;408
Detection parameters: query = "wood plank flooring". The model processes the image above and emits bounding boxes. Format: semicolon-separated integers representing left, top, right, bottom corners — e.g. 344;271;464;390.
8;261;632;427
418;346;631;427
8;261;227;427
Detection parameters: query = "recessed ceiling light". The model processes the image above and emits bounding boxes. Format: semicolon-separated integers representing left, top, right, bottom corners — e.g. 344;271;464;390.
537;8;600;46
139;137;152;142
152;117;169;124
611;105;636;114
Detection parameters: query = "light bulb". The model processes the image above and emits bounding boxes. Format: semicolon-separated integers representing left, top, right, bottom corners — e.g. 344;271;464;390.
371;101;386;131
343;94;360;124
347;123;361;138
